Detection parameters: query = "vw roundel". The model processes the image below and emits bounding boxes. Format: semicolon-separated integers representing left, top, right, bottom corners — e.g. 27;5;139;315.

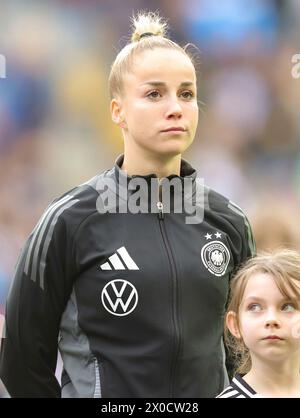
101;279;138;316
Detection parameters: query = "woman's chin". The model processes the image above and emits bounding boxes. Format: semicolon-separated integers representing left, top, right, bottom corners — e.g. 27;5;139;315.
153;141;191;157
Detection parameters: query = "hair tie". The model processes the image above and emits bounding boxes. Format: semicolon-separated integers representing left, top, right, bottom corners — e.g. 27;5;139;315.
139;32;155;40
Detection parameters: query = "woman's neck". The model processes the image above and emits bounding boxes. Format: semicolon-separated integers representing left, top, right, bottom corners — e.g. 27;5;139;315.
121;149;182;179
243;358;300;398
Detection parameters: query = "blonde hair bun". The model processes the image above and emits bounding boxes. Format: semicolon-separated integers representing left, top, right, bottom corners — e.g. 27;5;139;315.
109;11;196;99
131;12;168;42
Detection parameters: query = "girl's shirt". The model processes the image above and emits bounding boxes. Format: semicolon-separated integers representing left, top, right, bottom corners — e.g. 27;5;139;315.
216;374;263;398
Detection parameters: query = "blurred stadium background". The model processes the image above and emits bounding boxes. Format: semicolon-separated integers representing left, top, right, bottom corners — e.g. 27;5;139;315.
0;0;300;397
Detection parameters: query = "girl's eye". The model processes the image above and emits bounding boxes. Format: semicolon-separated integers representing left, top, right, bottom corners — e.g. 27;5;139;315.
147;91;161;99
248;303;262;312
282;303;296;312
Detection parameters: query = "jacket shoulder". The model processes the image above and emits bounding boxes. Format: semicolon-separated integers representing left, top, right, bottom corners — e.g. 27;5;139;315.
206;187;256;258
207;187;249;224
44;169;111;234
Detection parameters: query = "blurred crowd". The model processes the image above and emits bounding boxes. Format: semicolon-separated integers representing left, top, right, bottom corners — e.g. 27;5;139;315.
0;0;300;396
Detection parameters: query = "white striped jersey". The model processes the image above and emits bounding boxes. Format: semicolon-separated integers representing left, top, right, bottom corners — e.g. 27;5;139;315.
216;375;262;398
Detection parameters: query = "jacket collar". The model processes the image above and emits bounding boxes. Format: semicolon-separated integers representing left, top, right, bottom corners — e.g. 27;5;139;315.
97;155;207;218
113;154;197;185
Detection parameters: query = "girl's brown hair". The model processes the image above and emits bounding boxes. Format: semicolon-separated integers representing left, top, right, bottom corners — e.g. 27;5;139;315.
108;11;198;100
225;248;300;375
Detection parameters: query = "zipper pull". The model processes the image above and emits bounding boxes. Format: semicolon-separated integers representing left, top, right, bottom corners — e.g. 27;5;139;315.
157;201;164;220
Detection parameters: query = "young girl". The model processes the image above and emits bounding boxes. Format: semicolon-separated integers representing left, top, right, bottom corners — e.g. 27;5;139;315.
0;12;255;397
217;249;300;398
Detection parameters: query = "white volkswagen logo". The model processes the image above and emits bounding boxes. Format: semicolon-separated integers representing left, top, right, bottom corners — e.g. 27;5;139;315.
101;279;138;316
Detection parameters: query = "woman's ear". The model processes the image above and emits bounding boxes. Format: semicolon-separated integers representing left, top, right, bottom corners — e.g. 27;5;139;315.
226;311;241;339
111;98;126;128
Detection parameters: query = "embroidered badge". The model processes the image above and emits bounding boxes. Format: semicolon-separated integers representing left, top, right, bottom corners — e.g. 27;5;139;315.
201;240;230;277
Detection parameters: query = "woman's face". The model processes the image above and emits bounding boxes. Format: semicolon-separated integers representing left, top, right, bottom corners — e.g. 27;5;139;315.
112;48;198;158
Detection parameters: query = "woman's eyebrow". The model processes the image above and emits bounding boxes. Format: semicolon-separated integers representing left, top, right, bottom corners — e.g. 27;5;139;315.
141;81;195;87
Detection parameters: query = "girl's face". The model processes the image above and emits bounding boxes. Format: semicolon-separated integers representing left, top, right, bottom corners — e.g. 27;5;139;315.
229;273;300;365
111;48;198;158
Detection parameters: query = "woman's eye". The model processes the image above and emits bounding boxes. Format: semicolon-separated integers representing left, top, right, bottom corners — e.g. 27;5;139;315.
282;303;296;312
181;91;194;99
147;91;161;99
248;303;262;312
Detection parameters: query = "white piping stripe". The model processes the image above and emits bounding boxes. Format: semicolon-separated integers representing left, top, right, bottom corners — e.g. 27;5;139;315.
229;203;256;256
30;195;72;283
232;377;255;397
109;254;125;270
216;386;233;397
228;203;245;219
0;314;6;339
218;389;239;398
117;246;139;270
39;199;79;289
93;357;101;398
24;195;71;275
229;200;244;214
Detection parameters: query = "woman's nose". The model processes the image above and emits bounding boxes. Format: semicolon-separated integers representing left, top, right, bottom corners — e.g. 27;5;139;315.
166;98;183;118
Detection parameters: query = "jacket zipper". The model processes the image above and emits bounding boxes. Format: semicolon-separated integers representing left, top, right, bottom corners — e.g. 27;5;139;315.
157;200;181;397
93;356;102;398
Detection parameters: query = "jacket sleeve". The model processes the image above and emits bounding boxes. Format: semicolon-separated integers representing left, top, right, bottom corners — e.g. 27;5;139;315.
0;198;77;397
226;200;256;264
242;213;256;260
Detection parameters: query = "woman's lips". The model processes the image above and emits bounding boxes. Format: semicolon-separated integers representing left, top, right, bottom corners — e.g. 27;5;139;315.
263;335;283;340
161;127;185;132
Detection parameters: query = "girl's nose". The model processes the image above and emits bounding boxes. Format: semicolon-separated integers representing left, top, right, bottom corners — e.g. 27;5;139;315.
264;310;281;328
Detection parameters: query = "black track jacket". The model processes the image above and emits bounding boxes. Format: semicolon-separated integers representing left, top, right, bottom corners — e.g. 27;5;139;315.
0;155;255;398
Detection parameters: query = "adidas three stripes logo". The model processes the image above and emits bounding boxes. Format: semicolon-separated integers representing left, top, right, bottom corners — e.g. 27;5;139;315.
100;247;139;270
23;193;139;290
